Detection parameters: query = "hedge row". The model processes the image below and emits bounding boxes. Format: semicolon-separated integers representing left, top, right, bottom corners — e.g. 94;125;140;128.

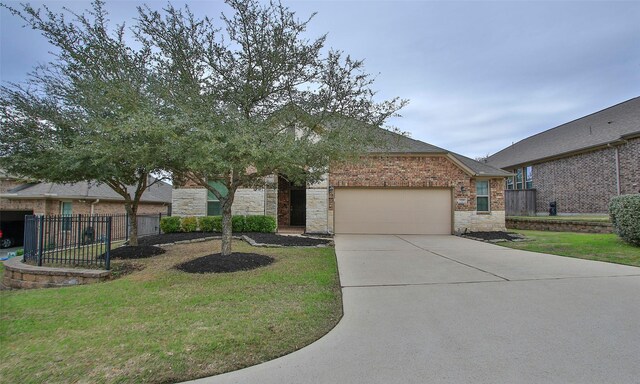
609;194;640;246
160;215;276;234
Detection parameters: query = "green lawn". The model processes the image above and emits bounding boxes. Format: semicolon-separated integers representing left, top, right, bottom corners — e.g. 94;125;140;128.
0;239;342;384
500;230;640;267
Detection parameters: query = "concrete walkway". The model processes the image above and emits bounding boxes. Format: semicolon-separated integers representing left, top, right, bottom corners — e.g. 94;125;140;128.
186;235;640;384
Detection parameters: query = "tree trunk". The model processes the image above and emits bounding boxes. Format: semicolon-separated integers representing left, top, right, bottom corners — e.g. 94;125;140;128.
220;189;236;256
125;204;139;246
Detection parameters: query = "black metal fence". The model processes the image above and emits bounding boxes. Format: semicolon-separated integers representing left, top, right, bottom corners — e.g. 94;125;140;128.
23;213;164;270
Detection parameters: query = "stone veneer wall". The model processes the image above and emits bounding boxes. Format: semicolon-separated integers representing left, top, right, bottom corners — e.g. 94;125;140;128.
306;175;329;233
506;217;613;234
172;185;276;219
232;189;267;216
329;155;506;232
172;188;207;216
2;257;110;289
455;211;506;232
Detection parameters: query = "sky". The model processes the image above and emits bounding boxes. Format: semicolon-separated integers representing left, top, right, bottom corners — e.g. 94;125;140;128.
1;0;639;159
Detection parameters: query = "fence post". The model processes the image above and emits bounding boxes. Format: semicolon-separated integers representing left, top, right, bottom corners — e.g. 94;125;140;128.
158;212;162;234
77;214;83;248
105;216;112;270
37;215;45;267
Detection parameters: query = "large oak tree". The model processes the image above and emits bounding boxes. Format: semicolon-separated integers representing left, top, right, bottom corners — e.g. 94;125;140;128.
0;1;171;245
137;0;407;255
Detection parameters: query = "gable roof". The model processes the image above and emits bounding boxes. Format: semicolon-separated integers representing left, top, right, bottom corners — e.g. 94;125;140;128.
486;97;640;169
371;128;512;177
1;178;172;203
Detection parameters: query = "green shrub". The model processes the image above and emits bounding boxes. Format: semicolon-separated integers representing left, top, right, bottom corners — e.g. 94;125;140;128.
245;215;277;233
16;249;24;256
609;194;640;246
198;216;222;232
195;215;275;233
160;216;181;233
181;216;198;232
232;215;246;232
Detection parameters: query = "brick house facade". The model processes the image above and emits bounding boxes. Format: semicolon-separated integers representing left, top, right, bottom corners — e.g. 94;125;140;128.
172;131;510;234
1;178;171;217
530;139;639;213
487;97;640;215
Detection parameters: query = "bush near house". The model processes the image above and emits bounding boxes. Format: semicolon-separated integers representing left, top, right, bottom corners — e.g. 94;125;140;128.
609;194;640;246
180;216;198;233
232;215;246;232
245;215;277;233
160;216;181;234
163;215;277;234
198;216;222;232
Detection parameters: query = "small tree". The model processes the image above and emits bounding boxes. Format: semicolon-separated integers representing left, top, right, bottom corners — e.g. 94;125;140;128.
136;0;406;255
0;1;170;245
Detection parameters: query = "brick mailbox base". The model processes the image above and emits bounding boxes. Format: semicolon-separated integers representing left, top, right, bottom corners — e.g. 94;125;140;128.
2;257;110;289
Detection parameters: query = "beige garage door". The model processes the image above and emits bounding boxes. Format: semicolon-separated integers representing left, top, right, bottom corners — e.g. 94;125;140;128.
334;188;452;235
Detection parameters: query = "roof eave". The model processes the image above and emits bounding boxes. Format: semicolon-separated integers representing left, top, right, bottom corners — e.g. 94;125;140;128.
0;193;170;204
495;135;638;170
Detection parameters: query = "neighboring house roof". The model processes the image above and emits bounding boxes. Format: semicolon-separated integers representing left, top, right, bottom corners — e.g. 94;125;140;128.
370;128;512;177
1;179;172;204
486;97;640;169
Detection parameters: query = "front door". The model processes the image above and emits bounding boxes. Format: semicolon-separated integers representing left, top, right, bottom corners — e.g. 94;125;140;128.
289;189;306;226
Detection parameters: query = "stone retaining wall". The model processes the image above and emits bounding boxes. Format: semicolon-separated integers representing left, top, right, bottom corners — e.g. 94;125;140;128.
2;257;110;289
506;217;613;234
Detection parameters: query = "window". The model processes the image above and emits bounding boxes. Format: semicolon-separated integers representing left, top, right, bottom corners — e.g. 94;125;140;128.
207;181;228;216
61;201;72;230
476;180;489;212
525;166;533;189
515;168;523;190
506;177;514;190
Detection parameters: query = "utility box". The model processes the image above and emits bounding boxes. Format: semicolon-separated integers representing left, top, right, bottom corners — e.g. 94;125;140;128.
549;201;557;216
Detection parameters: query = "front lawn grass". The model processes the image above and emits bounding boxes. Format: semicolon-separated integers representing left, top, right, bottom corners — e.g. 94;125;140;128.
0;240;342;383
500;230;640;267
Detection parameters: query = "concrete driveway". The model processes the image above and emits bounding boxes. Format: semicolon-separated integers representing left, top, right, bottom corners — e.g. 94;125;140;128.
186;235;640;384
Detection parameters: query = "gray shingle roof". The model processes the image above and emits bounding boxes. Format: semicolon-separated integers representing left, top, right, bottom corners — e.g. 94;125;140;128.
371;128;511;177
3;179;172;203
486;97;640;169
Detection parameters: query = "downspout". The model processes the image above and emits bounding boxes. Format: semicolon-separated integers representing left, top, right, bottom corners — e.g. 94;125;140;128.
614;146;621;195
90;199;100;215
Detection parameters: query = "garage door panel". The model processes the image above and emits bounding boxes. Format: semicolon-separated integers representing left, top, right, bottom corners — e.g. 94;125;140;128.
334;189;451;235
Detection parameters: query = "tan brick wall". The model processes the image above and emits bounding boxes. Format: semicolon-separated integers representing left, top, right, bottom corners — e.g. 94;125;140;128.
618;137;640;195
532;145;631;214
328;155;506;232
1;196;167;216
329;155;505;212
71;201;168;215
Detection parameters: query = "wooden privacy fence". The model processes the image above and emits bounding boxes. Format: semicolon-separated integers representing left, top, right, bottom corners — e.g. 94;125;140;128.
505;189;537;216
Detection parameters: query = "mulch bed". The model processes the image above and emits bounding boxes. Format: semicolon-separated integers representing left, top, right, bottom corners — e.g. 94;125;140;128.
247;232;330;246
136;232;331;247
461;231;525;242
136;232;218;246
175;253;275;274
109;261;145;278
109;245;166;259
